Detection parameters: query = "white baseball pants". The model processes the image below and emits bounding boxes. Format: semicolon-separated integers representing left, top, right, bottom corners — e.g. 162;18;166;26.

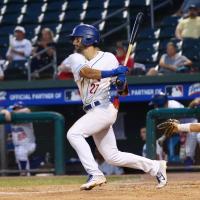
67;103;160;176
15;143;36;170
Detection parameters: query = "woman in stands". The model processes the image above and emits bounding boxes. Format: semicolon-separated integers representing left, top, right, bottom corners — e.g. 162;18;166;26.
31;28;56;78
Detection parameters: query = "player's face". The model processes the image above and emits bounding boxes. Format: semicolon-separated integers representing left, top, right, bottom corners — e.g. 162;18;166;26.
72;37;85;53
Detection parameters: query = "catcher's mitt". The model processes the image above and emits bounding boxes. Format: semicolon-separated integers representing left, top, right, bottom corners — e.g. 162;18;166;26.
157;119;180;137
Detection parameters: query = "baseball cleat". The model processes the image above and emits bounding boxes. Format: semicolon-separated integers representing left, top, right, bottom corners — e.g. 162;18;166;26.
80;175;107;190
156;160;167;188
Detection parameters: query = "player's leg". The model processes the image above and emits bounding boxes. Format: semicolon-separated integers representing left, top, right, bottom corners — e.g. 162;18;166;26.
93;127;167;188
14;145;29;176
185;132;197;164
67;104;117;190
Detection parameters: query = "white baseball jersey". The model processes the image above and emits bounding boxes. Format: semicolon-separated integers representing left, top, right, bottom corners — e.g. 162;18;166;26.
6;38;32;61
167;100;184;108
64;51;119;106
11;123;35;146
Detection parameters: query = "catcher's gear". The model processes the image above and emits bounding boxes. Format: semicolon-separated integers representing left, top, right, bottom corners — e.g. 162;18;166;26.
116;74;128;96
157;119;180;137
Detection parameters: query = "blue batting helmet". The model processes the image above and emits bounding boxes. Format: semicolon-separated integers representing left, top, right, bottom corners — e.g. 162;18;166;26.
149;92;168;108
69;24;100;46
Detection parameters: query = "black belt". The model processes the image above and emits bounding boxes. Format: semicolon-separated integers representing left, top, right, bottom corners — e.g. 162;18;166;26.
83;101;101;112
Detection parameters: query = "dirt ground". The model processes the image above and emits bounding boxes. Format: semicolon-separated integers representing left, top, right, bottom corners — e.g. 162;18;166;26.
0;173;200;200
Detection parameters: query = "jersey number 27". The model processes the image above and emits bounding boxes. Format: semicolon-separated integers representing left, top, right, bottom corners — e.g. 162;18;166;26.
90;83;99;94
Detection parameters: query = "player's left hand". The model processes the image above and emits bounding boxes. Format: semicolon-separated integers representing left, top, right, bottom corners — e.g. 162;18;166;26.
157;119;180;137
114;65;129;75
116;74;128;96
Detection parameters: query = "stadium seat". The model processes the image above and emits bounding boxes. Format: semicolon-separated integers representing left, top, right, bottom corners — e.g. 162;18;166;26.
60;22;77;34
182;38;200;50
160;16;180;27
136;40;159;51
45;1;64;12
87;0;105;9
159;26;176;39
84;9;104;22
137;28;160;40
42;11;61;23
1;13;20;25
109;0;125;8
3;3;23;14
63;10;82;22
67;0;84;10
0;24;14;36
130;0;150;7
134;51;159;63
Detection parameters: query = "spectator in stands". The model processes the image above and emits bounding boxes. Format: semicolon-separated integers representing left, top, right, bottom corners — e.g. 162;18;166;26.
147;42;192;75
115;41;134;74
0;56;5;80
175;4;200;40
5;26;32;79
139;126;165;160
31;28;56;76
176;0;200;16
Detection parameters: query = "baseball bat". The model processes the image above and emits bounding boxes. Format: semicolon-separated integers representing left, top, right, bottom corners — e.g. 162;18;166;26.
124;12;144;66
116;12;143;96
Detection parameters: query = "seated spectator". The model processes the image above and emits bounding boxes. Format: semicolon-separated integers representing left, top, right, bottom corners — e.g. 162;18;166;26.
115;41;134;74
0;56;5;80
175;4;200;40
147;42;192;75
5;26;32;80
140;127;166;160
176;0;200;16
31;28;56;76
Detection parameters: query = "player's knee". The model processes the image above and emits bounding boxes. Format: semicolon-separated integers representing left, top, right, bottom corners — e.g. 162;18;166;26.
103;151;120;166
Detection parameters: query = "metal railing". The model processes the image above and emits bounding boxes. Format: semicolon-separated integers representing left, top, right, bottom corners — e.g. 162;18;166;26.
26;47;57;81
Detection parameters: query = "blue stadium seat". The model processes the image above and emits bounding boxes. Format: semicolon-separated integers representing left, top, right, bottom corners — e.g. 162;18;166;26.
1;13;20;25
84;9;104;22
0;24;15;36
160;16;180;27
45;1;63;12
130;0;149;7
67;0;84;10
159;26;176;39
42;11;61;23
137;28;160;40
136;40;159;51
182;38;200;50
63;10;82;22
60;22;77;34
3;3;23;14
134;51;159;63
0;35;9;47
109;0;125;8
87;0;104;9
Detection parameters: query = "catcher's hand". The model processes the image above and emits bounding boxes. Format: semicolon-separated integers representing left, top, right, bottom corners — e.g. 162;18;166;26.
157;119;180;137
116;74;128;96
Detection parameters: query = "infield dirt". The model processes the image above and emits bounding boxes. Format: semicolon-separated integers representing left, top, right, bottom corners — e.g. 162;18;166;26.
0;173;199;200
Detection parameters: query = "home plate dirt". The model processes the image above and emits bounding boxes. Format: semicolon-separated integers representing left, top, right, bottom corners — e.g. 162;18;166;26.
0;173;199;200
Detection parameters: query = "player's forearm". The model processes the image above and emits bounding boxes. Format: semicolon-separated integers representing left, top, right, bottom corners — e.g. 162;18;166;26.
177;123;200;132
80;67;101;79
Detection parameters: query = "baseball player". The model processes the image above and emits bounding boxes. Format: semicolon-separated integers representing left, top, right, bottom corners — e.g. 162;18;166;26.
158;120;200;135
1;101;36;176
64;24;167;190
157;97;200;163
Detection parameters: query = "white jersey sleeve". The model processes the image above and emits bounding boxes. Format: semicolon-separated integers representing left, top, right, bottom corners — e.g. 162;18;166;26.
64;53;86;81
24;39;32;57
